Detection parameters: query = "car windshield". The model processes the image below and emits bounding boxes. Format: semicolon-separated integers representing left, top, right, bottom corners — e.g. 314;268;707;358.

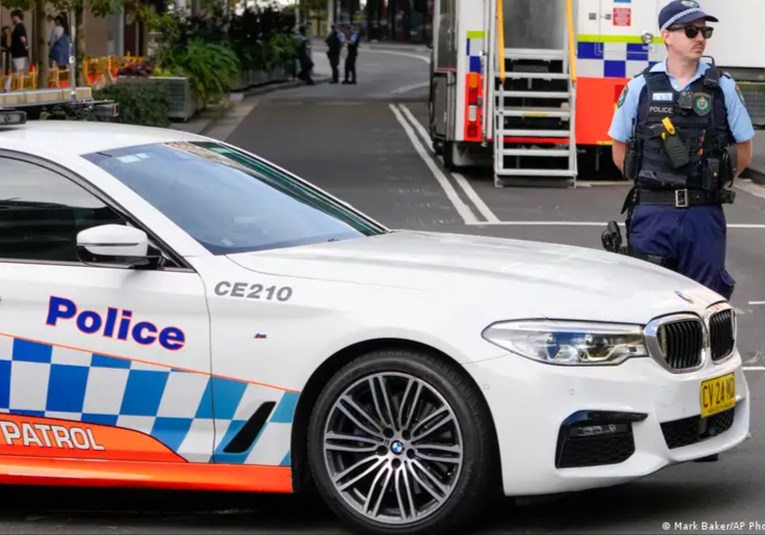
82;141;387;255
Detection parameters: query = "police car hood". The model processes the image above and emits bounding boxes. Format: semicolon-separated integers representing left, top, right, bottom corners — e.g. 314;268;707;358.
225;230;724;322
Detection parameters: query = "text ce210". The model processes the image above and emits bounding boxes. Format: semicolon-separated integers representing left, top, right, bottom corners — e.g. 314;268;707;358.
214;281;293;302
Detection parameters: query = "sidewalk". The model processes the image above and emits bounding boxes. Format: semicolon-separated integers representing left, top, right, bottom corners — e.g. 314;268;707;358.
306;45;334;80
363;40;431;53
311;36;430;54
170;94;242;137
743;130;765;184
170;54;334;137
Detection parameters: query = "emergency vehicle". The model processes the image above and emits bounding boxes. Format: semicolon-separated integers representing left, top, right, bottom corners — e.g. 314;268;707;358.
0;87;116;120
0;110;749;535
428;0;765;187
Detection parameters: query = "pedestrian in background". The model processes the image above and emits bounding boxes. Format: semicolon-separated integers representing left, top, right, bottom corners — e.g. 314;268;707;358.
9;10;29;75
296;25;315;85
48;14;71;71
325;25;343;84
608;0;754;300
343;24;359;84
1;26;11;87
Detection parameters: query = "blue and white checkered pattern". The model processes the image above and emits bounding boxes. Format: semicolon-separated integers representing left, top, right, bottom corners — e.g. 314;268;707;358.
0;334;298;466
466;31;485;74
577;41;666;78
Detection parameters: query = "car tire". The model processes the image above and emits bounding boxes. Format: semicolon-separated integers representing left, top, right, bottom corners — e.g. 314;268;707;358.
307;348;497;535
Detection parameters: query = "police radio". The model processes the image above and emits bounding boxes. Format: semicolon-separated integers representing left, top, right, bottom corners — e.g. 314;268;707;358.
659;117;690;168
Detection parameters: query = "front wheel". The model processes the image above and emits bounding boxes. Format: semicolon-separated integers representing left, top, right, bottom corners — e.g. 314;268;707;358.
307;349;497;535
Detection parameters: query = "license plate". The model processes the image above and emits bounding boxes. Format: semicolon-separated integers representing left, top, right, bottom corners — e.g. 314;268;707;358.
700;373;736;418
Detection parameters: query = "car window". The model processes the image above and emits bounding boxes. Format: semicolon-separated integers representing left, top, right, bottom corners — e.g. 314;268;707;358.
0;157;127;263
82;141;387;255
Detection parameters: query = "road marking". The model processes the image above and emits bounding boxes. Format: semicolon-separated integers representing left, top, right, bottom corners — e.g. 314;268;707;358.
369;49;430;63
748;301;765;305
203;100;258;141
464;220;765;228
734;178;765;199
451;173;501;223
463;221;623;226
391;81;430;95
575;180;630;186
745;367;765;371
389;103;479;224
396;104;501;223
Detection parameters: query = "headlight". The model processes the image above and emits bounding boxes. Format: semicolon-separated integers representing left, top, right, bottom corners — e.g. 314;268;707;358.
481;320;649;366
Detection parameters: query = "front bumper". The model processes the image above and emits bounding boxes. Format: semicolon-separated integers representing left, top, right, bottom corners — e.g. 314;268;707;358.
465;348;750;496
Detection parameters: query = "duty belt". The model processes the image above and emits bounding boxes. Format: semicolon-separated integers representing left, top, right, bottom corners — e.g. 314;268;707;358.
634;188;721;208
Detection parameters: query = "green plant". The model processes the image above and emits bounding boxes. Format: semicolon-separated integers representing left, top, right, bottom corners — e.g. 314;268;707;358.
160;39;240;104
94;83;171;127
267;32;299;68
152;3;298;73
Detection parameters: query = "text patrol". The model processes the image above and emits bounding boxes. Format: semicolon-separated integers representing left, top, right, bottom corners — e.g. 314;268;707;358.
0;420;105;451
45;296;186;351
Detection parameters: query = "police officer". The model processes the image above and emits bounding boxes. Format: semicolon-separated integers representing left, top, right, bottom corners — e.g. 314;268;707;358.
296;26;315;85
326;25;344;84
343;24;359;84
608;0;754;300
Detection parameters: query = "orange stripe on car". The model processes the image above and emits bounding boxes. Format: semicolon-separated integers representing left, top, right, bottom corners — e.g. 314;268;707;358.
0;455;293;493
0;413;185;463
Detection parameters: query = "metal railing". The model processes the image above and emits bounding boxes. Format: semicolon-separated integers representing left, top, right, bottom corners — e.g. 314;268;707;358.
497;0;506;83
565;0;577;83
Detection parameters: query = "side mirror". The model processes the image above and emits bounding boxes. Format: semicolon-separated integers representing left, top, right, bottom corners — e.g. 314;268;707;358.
76;224;159;268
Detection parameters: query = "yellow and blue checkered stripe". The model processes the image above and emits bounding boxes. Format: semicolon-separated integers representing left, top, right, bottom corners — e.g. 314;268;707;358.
576;34;666;78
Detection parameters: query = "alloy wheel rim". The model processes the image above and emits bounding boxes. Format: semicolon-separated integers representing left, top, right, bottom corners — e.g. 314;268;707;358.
322;372;464;525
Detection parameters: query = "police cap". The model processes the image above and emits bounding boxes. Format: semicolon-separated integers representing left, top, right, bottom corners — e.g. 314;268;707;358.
658;0;718;32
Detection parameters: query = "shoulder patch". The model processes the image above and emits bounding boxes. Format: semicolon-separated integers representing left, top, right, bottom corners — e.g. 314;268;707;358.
735;84;746;106
617;85;628;108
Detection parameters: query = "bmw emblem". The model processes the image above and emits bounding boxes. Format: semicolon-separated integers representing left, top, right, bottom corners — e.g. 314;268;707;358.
391;440;404;455
675;290;694;304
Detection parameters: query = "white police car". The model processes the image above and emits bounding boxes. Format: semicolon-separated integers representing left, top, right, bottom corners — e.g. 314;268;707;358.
0;112;749;535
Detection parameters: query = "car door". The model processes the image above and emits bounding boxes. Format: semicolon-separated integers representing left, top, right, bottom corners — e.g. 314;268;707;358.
0;152;214;464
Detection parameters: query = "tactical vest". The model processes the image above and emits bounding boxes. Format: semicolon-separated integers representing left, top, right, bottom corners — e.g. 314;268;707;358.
633;66;734;191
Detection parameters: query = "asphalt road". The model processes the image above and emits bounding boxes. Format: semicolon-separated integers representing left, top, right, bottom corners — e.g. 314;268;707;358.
6;44;765;535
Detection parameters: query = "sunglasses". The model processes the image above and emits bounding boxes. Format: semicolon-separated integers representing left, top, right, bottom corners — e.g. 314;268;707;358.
669;25;714;39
